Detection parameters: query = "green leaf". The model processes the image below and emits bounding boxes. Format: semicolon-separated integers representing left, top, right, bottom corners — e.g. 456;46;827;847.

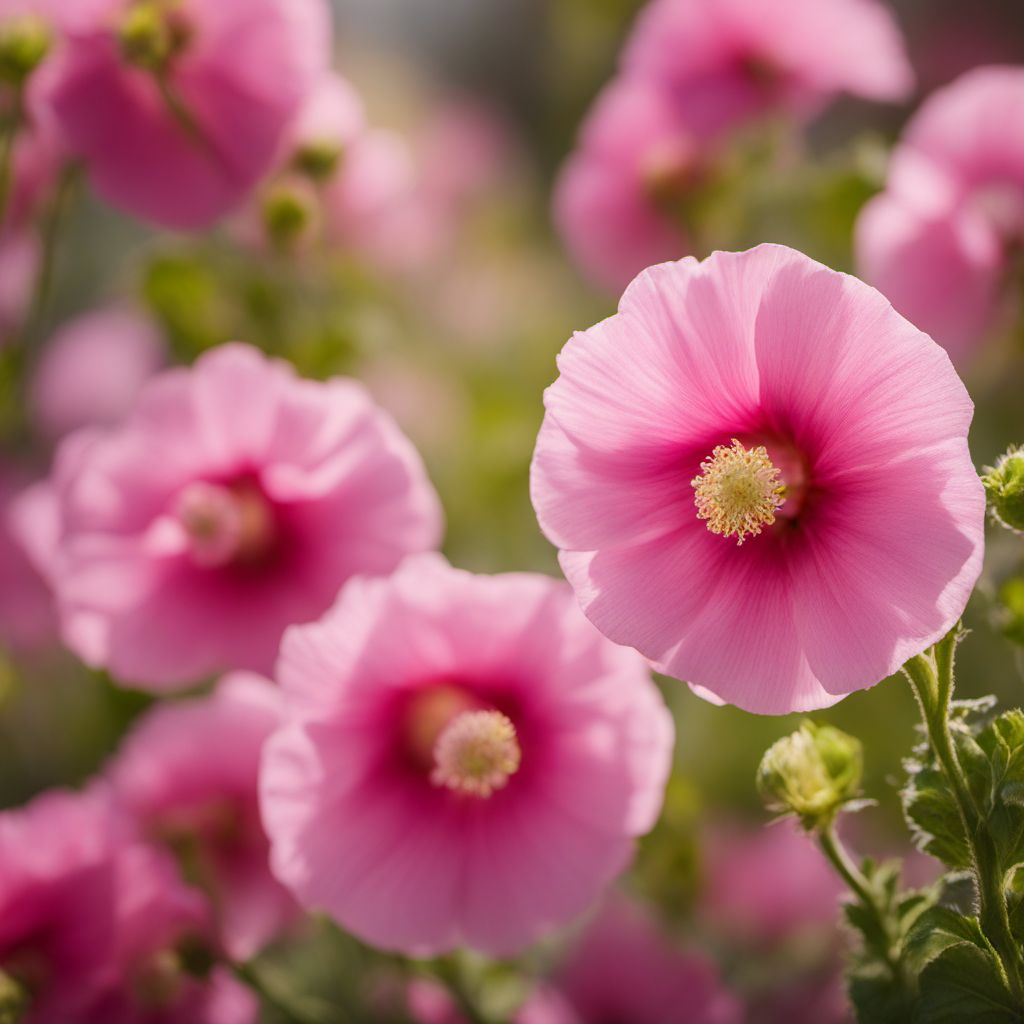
915;942;1022;1023
974;711;1024;874
903;759;972;869
849;964;915;1024
904;906;993;974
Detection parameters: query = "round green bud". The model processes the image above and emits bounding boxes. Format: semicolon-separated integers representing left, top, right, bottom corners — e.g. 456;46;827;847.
261;182;318;252
294;141;343;182
118;3;190;73
0;15;52;86
0;970;29;1024
757;721;863;829
983;447;1024;535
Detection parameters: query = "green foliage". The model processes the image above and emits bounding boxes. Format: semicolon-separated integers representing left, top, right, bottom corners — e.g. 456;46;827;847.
916;942;1022;1023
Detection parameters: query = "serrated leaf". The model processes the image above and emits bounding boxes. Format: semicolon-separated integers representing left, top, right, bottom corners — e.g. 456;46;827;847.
902;761;972;870
904;907;993;974
975;711;1024;874
915;942;1021;1023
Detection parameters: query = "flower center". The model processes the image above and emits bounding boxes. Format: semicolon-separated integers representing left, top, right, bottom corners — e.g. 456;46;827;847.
174;480;275;568
430;709;521;798
692;438;785;544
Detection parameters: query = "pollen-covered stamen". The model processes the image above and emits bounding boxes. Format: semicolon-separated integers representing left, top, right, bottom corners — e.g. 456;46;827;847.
692;438;785;545
174;481;275;568
431;709;521;798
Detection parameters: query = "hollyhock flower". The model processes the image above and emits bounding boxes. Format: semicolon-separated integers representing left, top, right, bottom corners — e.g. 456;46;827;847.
622;0;913;136
30;308;166;439
46;0;331;229
531;244;985;714
260;554;673;956
43;342;442;690
0;468;56;652
0;787;123;1022
518;897;741;1024
856;66;1024;363
700;819;842;945
554;78;703;291
107;673;295;960
77;841;257;1024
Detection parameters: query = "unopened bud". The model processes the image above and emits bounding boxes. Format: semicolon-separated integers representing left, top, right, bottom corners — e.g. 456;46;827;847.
983;447;1024;535
261;180;318;252
0;15;51;86
757;721;863;829
294;141;343;182
119;2;191;73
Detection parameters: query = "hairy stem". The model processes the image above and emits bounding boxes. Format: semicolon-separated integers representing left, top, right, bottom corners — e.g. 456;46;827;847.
818;825;905;986
903;631;1024;1003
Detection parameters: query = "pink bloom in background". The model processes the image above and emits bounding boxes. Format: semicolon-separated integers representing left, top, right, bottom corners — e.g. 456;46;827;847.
46;0;331;229
700;819;842;946
554;78;701;291
107;673;294;960
261;554;673;956
857;66;1024;363
531;244;985;714
623;0;913;136
30;308;165;439
0;787;122;1022
518;897;741;1024
77;841;257;1024
41;342;442;690
0;468;56;653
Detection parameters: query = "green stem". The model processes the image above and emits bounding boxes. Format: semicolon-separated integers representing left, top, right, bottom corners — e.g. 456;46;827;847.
0;85;23;228
230;960;338;1024
429;957;489;1024
903;632;1024;1004
817;825;904;985
24;162;78;336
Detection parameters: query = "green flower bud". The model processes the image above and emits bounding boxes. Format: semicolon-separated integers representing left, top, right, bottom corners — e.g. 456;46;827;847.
261;180;318;252
0;970;28;1024
0;15;52;87
119;2;191;73
757;721;863;829
982;446;1024;535
294;141;343;182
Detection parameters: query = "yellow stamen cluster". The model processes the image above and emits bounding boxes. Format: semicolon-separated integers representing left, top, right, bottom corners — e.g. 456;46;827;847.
692;439;785;545
431;710;521;798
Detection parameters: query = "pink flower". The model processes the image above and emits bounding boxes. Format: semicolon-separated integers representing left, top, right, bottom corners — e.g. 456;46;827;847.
554;78;700;291
700;819;842;945
30;308;166;439
260;554;673;956
78;840;256;1024
283;72;365;176
856;66;1024;363
46;0;331;229
531;244;985;714
518;897;742;1024
622;0;913;134
43;342;442;690
0;468;56;653
0;787;123;1022
107;673;295;960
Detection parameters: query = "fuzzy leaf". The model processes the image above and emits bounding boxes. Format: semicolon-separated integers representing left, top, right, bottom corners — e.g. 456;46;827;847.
915;942;1022;1023
902;761;971;870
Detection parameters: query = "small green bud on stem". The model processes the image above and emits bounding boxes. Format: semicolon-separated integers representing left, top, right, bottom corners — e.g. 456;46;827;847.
982;446;1024;534
757;720;863;829
294;141;343;182
118;2;191;73
0;15;51;87
262;180;318;252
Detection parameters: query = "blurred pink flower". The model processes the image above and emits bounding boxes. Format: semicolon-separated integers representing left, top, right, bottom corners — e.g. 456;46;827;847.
623;0;913;135
283;71;365;172
78;840;256;1024
554;78;700;291
0;468;56;653
518;897;742;1024
857;66;1024;363
531;244;984;714
41;342;442;690
261;554;673;956
700;819;842;945
46;0;331;229
107;673;295;960
30;307;166;439
0;787;123;1022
